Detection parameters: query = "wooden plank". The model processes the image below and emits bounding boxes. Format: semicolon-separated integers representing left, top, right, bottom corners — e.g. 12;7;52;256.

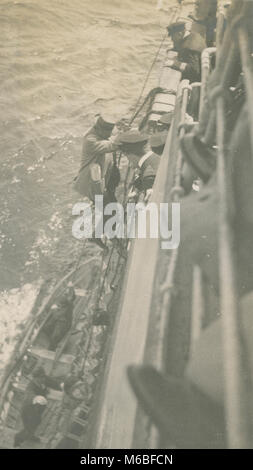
12;381;63;401
74;289;87;297
153;93;176;106
152;102;174;113
148;113;162;122
47;389;64;401
72;417;87;427
30;347;74;364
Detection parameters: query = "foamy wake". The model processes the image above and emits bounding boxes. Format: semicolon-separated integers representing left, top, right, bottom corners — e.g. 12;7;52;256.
0;282;41;380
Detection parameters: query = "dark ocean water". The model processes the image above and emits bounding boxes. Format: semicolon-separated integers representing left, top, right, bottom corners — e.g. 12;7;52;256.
0;0;181;371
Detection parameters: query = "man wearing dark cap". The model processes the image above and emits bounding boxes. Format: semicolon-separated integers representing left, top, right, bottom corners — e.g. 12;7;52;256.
74;115;120;202
118;131;160;193
74;115;121;248
166;21;206;82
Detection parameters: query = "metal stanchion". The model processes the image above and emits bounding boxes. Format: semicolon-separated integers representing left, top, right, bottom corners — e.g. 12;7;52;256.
157;80;190;371
200;0;240;145
199;48;216;116
216;1;227;51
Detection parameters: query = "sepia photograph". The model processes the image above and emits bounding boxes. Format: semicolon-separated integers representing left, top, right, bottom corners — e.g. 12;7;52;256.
0;0;253;455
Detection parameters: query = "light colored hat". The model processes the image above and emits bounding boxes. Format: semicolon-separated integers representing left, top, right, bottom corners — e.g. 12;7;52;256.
33;395;48;406
117;131;149;145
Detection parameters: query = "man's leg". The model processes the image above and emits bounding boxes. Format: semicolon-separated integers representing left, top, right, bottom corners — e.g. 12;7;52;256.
14;429;30;447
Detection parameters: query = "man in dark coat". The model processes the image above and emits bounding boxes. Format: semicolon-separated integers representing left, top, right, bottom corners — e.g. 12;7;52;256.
14;395;48;447
13;366;64;448
42;286;76;351
166;21;206;82
74;115;120;202
74;115;121;249
14;366;64;447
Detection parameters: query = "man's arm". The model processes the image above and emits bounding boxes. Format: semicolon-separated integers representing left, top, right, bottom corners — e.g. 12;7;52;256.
166;50;200;82
88;135;118;155
182;51;201;82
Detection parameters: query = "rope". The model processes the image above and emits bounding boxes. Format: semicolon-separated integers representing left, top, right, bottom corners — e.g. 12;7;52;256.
129;5;181;127
129;86;165;127
72;238;89;283
129;33;167;126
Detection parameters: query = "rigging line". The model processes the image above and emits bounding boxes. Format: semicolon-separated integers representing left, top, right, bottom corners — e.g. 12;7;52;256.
95;247;116;310
70;254;115;397
88;149;133;314
130;32;167;124
73;151;131;352
129;4;180;125
72;232;89;283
